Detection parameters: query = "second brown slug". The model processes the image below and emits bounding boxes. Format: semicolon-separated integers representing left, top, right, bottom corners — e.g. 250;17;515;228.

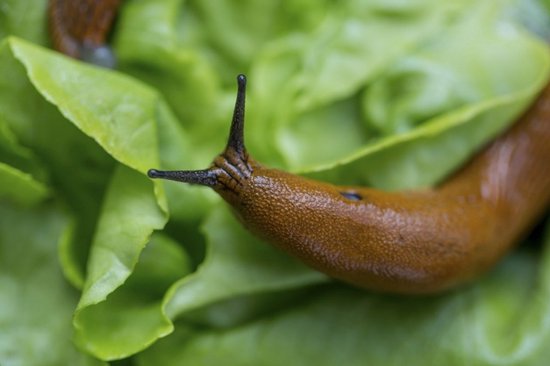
48;0;121;68
148;75;550;294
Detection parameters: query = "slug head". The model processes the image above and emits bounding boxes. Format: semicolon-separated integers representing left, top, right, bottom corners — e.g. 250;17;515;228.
148;74;255;205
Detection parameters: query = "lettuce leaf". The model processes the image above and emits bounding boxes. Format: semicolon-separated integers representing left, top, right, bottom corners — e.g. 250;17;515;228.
1;0;549;364
138;221;550;366
0;203;105;366
0;162;49;205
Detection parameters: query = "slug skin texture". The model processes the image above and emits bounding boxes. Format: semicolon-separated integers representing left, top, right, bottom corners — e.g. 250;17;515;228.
149;75;550;294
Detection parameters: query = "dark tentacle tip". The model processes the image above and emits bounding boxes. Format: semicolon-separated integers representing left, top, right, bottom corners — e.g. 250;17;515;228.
237;74;246;86
148;169;162;178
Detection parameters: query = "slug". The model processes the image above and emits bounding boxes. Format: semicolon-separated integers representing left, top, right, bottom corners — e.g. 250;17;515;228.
47;0;121;68
148;75;550;294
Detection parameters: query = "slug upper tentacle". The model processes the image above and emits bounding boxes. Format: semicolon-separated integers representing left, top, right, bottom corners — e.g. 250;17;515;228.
149;74;550;294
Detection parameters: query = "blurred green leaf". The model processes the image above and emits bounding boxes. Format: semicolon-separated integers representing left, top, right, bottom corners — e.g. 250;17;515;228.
296;1;550;186
0;162;49;205
0;0;48;45
0;203;105;366
138;222;550;366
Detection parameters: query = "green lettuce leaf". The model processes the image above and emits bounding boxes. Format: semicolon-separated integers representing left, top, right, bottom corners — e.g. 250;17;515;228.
164;206;326;320
0;0;48;45
0;162;49;205
138;221;550;366
1;0;550;364
298;0;550;190
74;222;191;360
0;37;118;288
72;165;167;359
0;203;105;366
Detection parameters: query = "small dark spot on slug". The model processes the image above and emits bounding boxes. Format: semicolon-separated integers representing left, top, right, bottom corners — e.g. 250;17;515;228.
340;191;362;201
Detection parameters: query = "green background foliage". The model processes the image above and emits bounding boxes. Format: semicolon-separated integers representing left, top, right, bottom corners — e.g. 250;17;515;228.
1;0;549;364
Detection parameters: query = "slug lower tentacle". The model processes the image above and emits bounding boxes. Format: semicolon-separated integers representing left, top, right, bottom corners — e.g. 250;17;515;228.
48;0;121;68
149;74;550;294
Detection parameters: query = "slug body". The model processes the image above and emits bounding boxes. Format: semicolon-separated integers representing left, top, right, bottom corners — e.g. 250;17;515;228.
48;0;121;67
149;75;550;294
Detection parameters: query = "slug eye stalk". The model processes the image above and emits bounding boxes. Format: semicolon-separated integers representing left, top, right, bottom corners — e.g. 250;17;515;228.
226;74;247;157
147;168;218;187
147;74;249;187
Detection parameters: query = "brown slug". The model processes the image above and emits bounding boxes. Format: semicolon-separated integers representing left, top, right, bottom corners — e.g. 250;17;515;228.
47;0;121;68
148;74;550;294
